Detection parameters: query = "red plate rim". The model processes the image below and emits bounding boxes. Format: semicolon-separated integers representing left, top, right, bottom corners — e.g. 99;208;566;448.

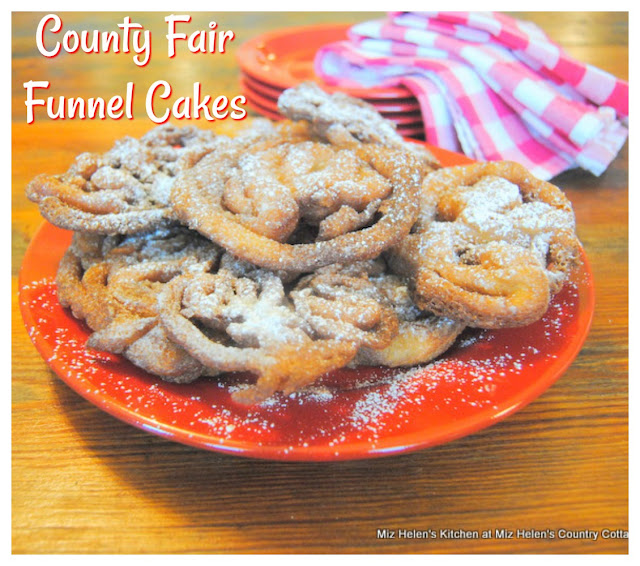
236;23;414;100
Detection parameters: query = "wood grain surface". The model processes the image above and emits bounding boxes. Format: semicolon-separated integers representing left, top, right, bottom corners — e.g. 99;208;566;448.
12;11;628;554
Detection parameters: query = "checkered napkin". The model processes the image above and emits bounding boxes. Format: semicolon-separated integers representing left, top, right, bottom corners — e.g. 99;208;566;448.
314;11;628;179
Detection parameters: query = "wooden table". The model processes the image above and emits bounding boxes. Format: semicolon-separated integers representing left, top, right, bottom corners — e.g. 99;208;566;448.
12;12;628;554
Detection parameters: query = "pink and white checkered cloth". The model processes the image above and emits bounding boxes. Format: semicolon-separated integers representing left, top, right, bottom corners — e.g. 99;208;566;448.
314;11;628;179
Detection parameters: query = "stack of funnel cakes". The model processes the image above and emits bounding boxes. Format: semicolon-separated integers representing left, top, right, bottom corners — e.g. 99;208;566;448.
27;82;581;404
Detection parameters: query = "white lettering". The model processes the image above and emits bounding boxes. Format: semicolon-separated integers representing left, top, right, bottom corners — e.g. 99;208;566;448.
35;14;150;66
165;14;191;58
24;80;49;123
146;80;172;124
36;14;62;57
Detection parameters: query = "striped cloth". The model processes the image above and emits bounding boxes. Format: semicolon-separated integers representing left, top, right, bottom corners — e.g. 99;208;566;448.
314;11;628;180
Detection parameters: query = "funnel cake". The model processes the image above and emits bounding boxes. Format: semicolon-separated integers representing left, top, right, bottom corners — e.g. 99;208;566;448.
56;226;220;381
157;266;361;405
288;260;465;368
170;124;427;272
349;264;466;367
26;125;220;235
155;256;462;404
388;161;581;328
170;86;436;273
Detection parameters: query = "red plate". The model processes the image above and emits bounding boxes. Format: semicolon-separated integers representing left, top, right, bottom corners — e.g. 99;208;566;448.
241;73;287;100
395;126;425;139
19;145;595;461
240;79;283;112
236;23;413;100
377;111;423;126
243;93;284;121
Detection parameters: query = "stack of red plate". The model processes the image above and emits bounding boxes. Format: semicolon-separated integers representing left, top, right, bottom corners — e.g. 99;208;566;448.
236;23;425;140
